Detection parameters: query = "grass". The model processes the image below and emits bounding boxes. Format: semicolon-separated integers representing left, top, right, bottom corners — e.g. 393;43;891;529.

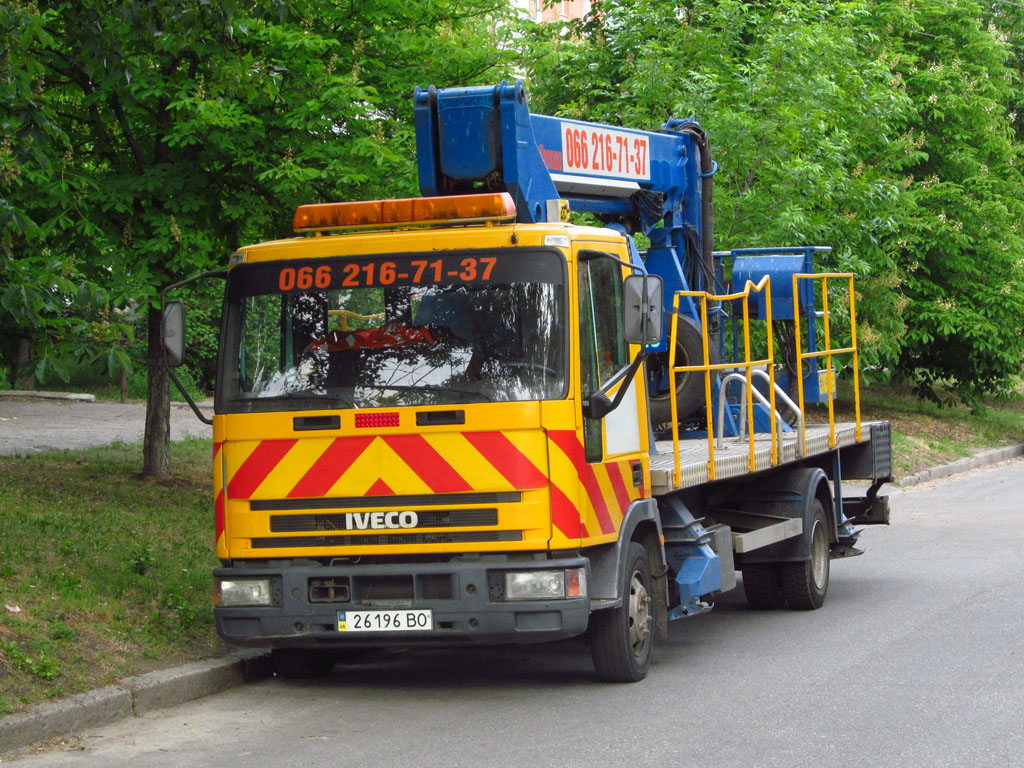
0;439;225;715
0;381;1022;715
819;378;1024;478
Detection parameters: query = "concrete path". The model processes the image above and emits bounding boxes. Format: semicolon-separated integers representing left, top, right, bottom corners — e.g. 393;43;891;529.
0;396;212;456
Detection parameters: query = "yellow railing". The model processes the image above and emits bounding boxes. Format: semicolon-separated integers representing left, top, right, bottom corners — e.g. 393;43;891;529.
791;273;861;453
669;276;777;485
328;309;386;331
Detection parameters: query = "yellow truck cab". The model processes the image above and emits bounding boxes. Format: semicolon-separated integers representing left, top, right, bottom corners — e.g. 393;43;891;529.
206;195;667;678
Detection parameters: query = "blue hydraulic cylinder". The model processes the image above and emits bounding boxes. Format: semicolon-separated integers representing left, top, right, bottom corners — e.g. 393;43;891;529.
660;497;720;619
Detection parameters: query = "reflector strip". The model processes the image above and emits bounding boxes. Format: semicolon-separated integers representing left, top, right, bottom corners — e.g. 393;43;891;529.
365;478;395;495
355;412;400;428
287;436;375;499
548;430;615;535
214;489;225;541
228;440;297;499
607;462;633;515
383;434;474;494
463;431;548;489
549;484;583;540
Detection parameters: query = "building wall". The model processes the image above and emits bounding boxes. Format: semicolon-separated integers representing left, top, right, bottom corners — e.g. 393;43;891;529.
513;0;591;23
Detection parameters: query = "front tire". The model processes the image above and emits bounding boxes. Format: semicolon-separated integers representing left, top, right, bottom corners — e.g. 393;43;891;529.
781;500;830;609
590;542;653;682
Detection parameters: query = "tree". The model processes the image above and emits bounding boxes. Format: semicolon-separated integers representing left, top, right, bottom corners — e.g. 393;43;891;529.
4;0;514;475
520;0;914;372
867;0;1024;404
520;0;1024;401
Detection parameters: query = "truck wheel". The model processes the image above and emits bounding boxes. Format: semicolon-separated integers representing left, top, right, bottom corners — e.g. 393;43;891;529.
590;542;653;682
271;648;336;680
647;314;718;427
781;500;830;610
741;564;785;609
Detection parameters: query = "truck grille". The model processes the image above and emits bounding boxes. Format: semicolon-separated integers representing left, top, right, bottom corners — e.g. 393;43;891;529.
309;577;350;603
270;509;498;533
307;574;454;602
251;530;523;549
357;575;413;601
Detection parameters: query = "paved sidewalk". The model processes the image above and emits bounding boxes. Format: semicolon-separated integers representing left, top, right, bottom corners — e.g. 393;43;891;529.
0;395;211;456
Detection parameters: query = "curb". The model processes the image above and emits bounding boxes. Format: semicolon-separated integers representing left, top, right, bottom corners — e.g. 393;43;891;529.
0;391;95;402
896;443;1024;487
0;651;273;756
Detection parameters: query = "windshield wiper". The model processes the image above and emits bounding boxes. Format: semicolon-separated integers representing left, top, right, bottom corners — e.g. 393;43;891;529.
233;392;355;408
355;383;494;402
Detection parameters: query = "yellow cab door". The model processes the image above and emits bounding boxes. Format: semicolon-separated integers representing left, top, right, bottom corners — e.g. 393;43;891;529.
571;240;651;548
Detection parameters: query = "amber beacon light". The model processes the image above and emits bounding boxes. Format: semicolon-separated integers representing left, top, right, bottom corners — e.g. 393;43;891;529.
293;192;517;233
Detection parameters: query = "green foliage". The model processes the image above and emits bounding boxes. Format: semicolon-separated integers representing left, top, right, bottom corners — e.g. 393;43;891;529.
520;0;1024;400
866;1;1024;405
0;253;134;387
2;0;514;468
1;640;62;681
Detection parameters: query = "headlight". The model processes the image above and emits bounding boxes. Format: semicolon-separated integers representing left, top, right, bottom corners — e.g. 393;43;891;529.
504;568;586;600
215;578;273;607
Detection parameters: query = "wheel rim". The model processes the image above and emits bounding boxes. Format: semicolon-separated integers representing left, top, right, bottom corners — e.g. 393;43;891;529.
811;518;828;590
627;569;652;658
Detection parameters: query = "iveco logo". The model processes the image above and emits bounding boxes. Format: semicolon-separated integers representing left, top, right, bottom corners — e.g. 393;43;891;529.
345;511;418;530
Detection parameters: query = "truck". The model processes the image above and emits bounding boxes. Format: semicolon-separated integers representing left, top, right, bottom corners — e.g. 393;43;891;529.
163;80;892;682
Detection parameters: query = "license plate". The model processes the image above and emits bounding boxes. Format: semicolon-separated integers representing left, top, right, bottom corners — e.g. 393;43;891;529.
337;609;433;632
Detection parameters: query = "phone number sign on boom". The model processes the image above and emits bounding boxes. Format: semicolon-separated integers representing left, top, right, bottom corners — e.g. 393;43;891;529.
560;122;651;181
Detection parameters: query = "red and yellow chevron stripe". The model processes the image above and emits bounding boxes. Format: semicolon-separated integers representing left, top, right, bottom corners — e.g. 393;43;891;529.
224;431;549;502
215;424;647;556
546;430;644;547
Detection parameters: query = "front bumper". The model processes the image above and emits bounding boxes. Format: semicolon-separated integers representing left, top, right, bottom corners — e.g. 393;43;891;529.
214;555;590;649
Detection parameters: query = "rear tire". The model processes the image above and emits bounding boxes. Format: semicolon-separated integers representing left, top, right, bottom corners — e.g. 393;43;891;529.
781;500;830;610
590;542;653;682
271;648;336;680
741;564;785;609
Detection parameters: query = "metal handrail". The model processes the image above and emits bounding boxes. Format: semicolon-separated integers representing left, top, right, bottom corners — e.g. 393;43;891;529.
791;272;862;453
669;275;776;485
717;370;805;463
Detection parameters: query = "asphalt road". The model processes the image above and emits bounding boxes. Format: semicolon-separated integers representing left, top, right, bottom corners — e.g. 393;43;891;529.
0;398;211;455
6;460;1024;768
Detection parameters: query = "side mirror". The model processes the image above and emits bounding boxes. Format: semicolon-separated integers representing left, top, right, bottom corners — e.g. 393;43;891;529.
583;390;614;420
623;274;664;345
163;301;186;368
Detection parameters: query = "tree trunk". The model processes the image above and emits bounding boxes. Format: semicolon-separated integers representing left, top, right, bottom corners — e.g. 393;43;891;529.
143;305;171;477
13;336;35;389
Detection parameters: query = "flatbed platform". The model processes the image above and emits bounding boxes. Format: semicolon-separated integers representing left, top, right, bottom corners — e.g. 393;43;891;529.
650;421;867;494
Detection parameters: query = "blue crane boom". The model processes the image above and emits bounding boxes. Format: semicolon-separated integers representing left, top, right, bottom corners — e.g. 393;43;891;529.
413;79;831;425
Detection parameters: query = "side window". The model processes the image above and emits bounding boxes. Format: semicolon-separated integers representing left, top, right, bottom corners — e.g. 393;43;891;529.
578;253;628;462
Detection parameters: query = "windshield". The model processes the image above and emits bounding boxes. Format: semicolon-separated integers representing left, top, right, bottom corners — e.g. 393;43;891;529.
219;249;567;412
